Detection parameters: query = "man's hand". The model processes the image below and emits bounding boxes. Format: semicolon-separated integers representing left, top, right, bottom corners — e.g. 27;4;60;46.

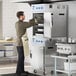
30;18;38;25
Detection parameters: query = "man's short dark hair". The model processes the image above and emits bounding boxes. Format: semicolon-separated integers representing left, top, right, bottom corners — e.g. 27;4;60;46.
16;11;24;18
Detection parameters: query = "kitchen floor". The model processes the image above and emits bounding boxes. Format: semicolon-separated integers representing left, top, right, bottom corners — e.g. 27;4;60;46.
0;57;75;76
0;63;70;76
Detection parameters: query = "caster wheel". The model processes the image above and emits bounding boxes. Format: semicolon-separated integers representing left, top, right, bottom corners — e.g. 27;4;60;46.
33;69;37;73
51;71;54;74
43;72;46;75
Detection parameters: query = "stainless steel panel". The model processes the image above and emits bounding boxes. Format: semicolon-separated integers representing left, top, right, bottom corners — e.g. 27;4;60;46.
51;5;68;37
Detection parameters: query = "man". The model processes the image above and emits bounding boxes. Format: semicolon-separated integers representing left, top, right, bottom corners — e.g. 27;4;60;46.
15;11;36;76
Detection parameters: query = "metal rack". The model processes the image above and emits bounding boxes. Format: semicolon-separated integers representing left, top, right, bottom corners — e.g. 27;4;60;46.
0;40;16;57
51;54;76;76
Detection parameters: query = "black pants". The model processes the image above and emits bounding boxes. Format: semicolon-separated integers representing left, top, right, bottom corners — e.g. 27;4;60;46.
16;46;24;74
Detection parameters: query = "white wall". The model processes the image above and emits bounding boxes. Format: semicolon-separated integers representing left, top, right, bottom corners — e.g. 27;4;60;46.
2;0;32;39
0;1;2;39
2;0;17;39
